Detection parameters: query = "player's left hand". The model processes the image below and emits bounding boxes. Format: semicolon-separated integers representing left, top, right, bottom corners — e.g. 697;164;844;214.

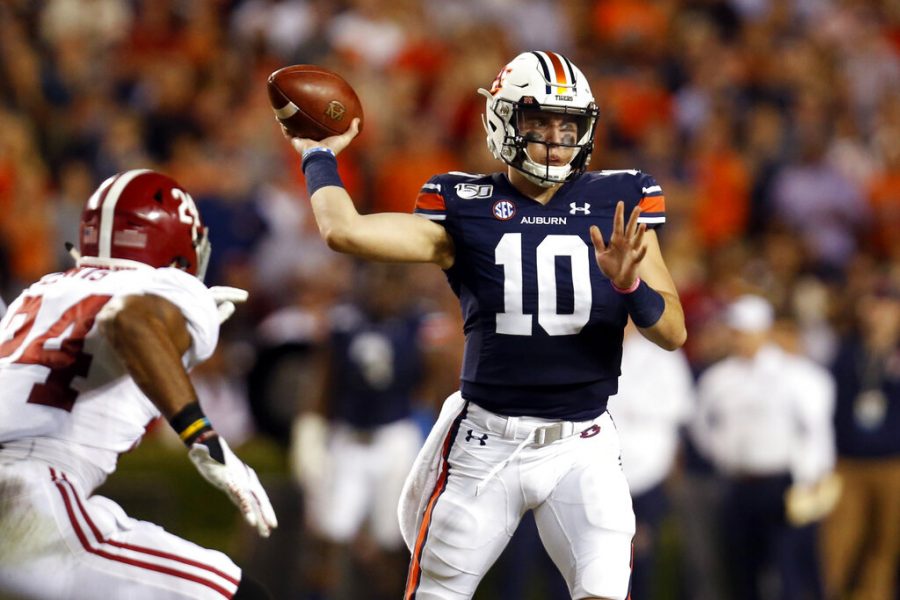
590;201;647;289
208;286;249;324
189;437;279;537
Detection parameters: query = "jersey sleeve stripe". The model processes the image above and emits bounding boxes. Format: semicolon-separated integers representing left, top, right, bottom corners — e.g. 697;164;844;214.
415;192;446;212
599;169;640;176
638;195;665;214
414;213;447;222
641;185;662;195
637;214;666;224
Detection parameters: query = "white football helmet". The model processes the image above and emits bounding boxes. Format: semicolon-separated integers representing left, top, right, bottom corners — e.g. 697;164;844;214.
479;51;599;187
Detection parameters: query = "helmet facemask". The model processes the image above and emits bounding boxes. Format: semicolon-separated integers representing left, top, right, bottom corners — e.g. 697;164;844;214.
479;51;599;187
194;228;211;282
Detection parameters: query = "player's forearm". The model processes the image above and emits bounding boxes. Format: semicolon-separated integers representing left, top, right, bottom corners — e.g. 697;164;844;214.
310;185;363;253
104;301;197;418
637;291;687;350
629;233;685;350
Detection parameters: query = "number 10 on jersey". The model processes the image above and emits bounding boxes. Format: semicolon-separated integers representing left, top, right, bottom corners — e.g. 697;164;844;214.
495;233;592;336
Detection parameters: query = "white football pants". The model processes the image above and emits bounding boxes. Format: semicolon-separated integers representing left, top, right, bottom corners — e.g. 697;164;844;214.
404;400;635;600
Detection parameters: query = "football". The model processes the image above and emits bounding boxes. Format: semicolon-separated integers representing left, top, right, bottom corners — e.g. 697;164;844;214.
267;65;364;140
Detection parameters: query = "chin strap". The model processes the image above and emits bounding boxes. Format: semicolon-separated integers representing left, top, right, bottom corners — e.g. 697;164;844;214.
518;139;579;187
518;166;568;188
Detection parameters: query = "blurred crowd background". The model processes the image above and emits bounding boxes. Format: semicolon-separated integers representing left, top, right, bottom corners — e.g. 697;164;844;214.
1;0;899;599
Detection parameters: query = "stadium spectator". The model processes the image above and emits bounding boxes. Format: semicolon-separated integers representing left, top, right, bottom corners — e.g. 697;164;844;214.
822;274;900;600
693;294;837;600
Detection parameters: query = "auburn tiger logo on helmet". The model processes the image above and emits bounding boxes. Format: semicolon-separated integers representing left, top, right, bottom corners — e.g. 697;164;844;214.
478;51;599;188
78;169;211;279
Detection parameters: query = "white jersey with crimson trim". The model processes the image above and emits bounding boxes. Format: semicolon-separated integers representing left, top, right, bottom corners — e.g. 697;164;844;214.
0;265;219;493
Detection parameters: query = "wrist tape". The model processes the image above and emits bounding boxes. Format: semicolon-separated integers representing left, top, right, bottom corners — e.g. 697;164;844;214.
301;147;344;197
616;278;666;328
169;402;224;463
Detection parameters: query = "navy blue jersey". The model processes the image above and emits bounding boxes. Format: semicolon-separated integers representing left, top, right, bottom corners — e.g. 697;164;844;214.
831;336;900;458
327;305;427;428
414;170;666;420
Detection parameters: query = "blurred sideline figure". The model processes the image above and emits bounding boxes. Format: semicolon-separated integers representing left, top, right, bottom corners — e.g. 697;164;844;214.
291;262;455;599
0;170;276;599
607;323;694;599
693;294;837;600
822;277;900;600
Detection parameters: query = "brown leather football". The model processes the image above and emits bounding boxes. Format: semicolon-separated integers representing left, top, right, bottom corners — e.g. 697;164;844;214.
267;65;364;140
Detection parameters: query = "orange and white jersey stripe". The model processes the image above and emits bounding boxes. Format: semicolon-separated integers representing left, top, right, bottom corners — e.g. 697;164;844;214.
414;180;447;221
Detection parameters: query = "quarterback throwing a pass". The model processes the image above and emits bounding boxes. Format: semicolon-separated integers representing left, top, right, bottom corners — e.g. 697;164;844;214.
0;170;277;599
286;51;686;600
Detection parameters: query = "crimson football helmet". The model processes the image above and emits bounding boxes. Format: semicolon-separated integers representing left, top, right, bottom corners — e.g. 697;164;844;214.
78;169;211;279
479;51;599;187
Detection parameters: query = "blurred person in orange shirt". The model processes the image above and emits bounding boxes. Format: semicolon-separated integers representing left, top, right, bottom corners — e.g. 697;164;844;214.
370;116;457;214
592;0;669;60
865;117;900;260
689;111;751;250
0;112;55;290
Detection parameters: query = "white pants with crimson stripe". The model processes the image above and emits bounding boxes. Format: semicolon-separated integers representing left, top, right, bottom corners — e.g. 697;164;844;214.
0;460;241;599
403;399;636;600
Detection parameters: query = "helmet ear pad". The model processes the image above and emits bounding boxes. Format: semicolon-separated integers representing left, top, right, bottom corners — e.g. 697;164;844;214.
479;51;599;187
79;170;210;279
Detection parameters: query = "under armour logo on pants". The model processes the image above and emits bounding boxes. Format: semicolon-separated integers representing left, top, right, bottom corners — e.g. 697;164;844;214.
465;429;488;446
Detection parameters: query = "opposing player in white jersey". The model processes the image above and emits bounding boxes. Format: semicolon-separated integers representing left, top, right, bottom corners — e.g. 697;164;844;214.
284;51;686;600
0;169;277;600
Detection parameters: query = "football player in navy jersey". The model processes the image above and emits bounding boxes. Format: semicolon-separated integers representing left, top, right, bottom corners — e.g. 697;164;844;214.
284;51;686;600
292;262;456;599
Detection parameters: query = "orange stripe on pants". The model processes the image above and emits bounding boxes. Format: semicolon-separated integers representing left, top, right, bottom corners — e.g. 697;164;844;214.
404;406;467;599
